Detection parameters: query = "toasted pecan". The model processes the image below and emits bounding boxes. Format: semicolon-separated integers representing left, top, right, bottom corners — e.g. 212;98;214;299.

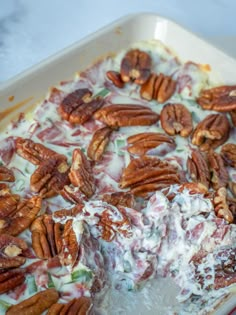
106;71;124;88
47;296;92;315
0;166;15;182
127;132;175;156
120;49;151;84
208;151;229;190
102;192;135;208
6;289;59;315
160;103;193;137
140;73;176;103
197;85;236;111
94;104;159;127
0;269;25;294
221;143;236;168
69;149;95;198
192;113;230;151
87;126;113;161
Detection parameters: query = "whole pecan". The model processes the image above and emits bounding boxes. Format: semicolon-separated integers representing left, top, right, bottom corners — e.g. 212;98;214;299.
0;196;42;236
127;132;175;156
87;126;113;161
16;138;63;165
192;113;230;151
58;88;105;124
6;288;59;315
106;71;124;88
0;269;25;294
140;73;176;103
221;143;236;168
0;166;15;182
213;187;233;223
69;149;95;198
208;151;229;190
187;149;210;189
120;49;151;85
160;103;193;137
102;192;135;208
0;234;28;269
31;214;63;260
94;104;159;127
230;109;236;126
120;156;180;197
197;85;236;111
30;156;70;198
47;296;92;315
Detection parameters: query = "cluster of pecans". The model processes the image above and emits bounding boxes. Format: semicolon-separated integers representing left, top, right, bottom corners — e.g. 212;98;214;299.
1;47;236;313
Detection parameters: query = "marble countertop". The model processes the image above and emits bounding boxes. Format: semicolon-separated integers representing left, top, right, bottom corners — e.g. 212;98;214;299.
1;0;236;83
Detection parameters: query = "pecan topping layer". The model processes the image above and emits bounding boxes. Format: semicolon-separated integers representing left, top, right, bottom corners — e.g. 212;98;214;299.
208;151;229;190
187;149;210;189
197;85;236;111
120;49;151;85
47;296;92;315
16;138;63;165
0;269;25;294
102;192;135;208
213;187;234;223
140;73;176;103
0;166;15;182
6;288;59;315
120;156;180;197
69;149;95;198
106;71;124;88
94;104;159;127
160;103;193;137
87;126;113;161
30;157;70;198
31;214;79;266
127;132;175;156
192;113;230;151
59;88;105;124
0;234;28;269
221;143;236;168
0;196;42;236
230;109;236;126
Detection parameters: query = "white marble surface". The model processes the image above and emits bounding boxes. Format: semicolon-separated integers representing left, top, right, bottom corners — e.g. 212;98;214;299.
1;0;236;83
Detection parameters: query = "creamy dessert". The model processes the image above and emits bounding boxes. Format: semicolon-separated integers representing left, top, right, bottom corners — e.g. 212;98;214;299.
0;40;235;314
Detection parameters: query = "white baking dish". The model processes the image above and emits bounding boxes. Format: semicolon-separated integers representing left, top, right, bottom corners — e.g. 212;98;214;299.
0;13;236;315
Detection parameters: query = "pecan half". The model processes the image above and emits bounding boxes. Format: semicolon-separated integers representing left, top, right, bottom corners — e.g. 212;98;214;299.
213;187;233;223
230;110;236;126
120;49;151;85
120;156;180;197
0;166;15;182
69;149;95;198
60;185;88;204
106;71;124;88
197;85;236;111
0;196;42;236
140;73;176;103
94;104;159;127
0;269;25;294
0;234;28;269
30;157;70;198
187;149;210;189
47;297;92;315
127;132;175;156
221;143;236;168
6;288;59;315
31;214;63;260
0;192;20;218
178;182;209;195
16;138;63;165
87;126;112;161
208;151;229;190
102;192;135;208
58;88;105;124
192;113;230;151
31;214;79;266
160;103;193;137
